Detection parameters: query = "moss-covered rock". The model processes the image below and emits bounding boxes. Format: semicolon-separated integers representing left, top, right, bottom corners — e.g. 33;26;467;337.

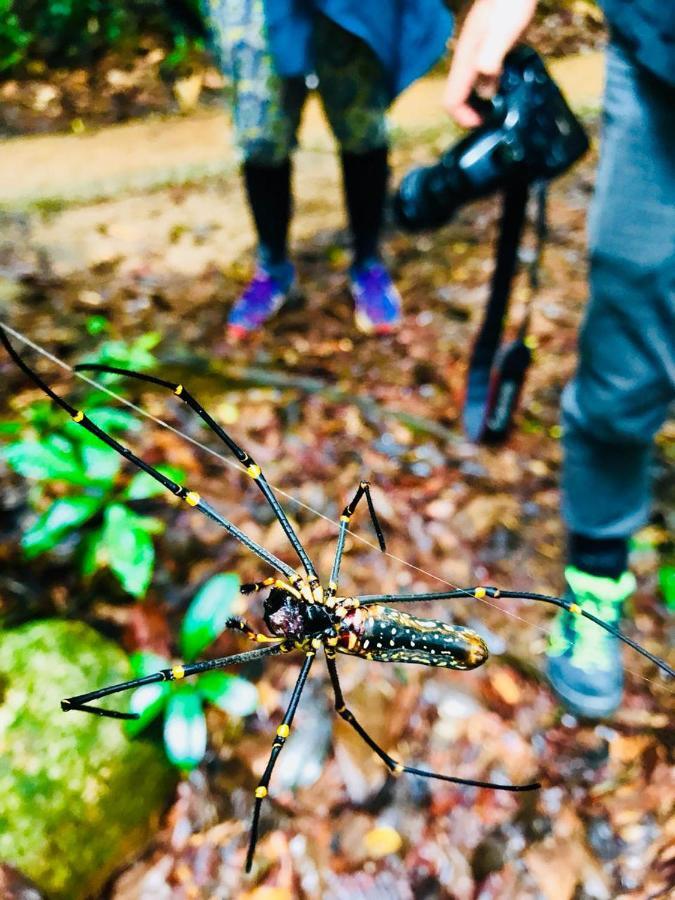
0;620;176;899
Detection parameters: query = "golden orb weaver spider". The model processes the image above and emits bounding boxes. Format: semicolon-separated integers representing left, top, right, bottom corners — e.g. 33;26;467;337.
1;325;672;873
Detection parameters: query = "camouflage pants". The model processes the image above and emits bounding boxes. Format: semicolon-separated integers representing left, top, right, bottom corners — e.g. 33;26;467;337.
203;0;390;164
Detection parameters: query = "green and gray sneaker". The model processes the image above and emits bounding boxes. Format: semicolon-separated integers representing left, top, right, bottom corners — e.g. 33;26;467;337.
546;566;637;719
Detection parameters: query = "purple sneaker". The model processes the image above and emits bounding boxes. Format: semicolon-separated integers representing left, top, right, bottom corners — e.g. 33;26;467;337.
350;261;402;334
227;266;294;339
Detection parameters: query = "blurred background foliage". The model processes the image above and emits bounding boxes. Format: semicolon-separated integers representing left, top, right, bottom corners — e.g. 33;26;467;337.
0;0;205;75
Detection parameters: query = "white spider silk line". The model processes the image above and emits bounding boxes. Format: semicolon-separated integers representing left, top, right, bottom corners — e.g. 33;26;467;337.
1;322;671;694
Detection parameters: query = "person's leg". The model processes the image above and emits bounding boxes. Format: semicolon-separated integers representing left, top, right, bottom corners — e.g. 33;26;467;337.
314;16;401;333
547;39;675;717
204;0;306;334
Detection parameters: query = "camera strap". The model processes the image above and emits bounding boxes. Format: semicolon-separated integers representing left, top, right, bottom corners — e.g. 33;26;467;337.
462;180;547;443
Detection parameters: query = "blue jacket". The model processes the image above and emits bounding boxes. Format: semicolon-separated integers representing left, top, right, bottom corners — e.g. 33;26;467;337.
263;0;453;99
600;1;675;86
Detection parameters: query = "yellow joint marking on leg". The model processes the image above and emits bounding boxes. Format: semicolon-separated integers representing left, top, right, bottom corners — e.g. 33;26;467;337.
256;633;274;642
185;491;200;506
340;514;350;523
569;603;582;615
276;724;290;739
474;587;486;599
335;606;347;618
72;410;85;423
325;598;337;610
300;583;313;603
326;636;339;646
392;763;404;777
174;384;183;396
325;649;336;659
254;786;267;799
360;480;369;488
313;585;324;603
246;463;261;479
311;638;322;650
336;704;346;713
264;577;275;586
347;633;358;651
328;580;337;591
172;665;185;680
350;599;360;608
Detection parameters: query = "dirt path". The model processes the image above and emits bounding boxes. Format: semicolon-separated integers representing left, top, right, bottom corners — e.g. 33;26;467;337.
0;53;604;282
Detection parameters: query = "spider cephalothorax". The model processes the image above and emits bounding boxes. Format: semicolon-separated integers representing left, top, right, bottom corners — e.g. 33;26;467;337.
263;586;332;640
3;327;670;876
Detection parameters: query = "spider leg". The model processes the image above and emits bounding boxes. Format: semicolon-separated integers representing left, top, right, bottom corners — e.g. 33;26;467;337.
326;481;386;601
325;651;539;792
225;616;281;644
74;362;320;591
354;587;674;678
61;644;285;719
0;327;300;584
246;650;315;873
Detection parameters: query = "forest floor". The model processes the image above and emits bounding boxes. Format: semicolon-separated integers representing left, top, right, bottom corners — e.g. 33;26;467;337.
1;46;674;900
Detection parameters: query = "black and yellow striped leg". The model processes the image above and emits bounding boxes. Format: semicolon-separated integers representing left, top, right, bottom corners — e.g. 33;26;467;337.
355;587;674;679
0;328;298;583
326;481;386;602
61;644;286;719
246;650;315;873
240;577;276;595
325;652;539;792
225;616;281;644
73;363;320;592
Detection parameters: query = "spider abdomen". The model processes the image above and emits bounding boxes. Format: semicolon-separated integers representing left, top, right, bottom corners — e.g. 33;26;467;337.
336;604;488;670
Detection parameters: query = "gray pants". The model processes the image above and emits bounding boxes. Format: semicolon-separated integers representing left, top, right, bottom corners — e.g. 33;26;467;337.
561;39;675;538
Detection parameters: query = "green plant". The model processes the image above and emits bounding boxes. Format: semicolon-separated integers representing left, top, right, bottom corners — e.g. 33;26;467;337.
1;0;205;76
126;573;258;769
1;334;179;598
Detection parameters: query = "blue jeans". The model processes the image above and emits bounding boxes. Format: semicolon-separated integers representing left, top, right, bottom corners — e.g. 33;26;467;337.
561;39;675;538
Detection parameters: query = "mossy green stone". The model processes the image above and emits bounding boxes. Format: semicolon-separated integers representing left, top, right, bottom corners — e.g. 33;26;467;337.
0;620;176;899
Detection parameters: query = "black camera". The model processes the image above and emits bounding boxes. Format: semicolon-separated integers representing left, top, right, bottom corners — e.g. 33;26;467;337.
394;45;589;232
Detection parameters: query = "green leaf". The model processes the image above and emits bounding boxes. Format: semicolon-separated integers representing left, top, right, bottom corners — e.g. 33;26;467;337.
86;406;142;434
80;443;121;485
125;652;172;737
198;672;258;717
125;682;171;738
2;436;85;483
163;687;207;770
86;315;109;336
80;333;160;373
180;573;240;661
22;495;102;557
101;504;156;598
80;526;104;577
658;565;675;611
64;406;141;447
125;465;184;500
0;420;22;437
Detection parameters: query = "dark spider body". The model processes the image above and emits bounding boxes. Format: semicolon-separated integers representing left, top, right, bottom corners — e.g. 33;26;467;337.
2;326;671;875
263;587;331;640
264;587;488;670
335;604;489;670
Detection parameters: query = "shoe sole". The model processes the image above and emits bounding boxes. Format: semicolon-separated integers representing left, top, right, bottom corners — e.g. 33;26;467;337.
545;661;622;720
226;282;299;340
354;308;399;336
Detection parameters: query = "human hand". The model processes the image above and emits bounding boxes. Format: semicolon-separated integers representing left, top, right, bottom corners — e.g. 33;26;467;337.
444;0;538;127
